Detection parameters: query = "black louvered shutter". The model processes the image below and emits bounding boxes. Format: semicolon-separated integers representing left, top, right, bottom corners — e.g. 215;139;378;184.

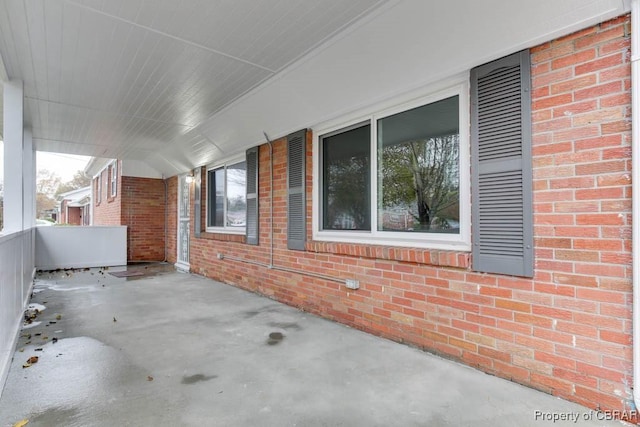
471;50;533;277
246;147;259;245
287;129;307;250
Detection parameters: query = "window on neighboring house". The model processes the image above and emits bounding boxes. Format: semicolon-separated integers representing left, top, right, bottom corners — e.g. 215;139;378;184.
315;84;470;250
110;161;117;197
95;175;102;205
206;160;247;232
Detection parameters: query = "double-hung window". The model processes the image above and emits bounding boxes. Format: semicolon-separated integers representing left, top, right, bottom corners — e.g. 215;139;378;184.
206;160;247;232
314;83;470;250
95;175;102;205
110;161;117;197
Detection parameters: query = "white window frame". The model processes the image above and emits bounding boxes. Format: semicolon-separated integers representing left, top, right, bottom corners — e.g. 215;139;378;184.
205;155;247;234
110;161;117;197
312;80;471;251
95;174;102;204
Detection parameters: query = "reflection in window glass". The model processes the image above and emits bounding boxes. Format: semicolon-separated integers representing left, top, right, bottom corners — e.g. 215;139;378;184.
321;124;371;230
226;162;246;228
377;96;460;234
207;161;246;230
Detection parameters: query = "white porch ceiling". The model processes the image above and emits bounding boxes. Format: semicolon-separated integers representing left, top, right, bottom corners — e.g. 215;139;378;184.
0;0;387;174
0;0;631;177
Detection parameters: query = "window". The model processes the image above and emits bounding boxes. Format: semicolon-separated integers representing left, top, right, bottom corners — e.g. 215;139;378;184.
321;123;371;231
110;161;117;197
314;84;470;250
377;96;460;234
95;175;101;205
207;160;247;232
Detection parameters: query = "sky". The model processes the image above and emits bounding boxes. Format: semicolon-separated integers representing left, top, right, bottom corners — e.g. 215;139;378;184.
0;141;90;184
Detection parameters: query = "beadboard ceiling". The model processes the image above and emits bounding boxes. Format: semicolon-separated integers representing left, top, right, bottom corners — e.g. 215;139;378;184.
0;0;631;177
0;0;387;175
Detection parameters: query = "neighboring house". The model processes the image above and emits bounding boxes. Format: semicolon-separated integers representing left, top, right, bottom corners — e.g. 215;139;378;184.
85;158;166;263
42;208;57;223
57;186;91;226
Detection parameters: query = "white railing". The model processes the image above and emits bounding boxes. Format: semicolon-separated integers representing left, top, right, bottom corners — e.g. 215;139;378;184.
1;225;127;396
0;228;35;394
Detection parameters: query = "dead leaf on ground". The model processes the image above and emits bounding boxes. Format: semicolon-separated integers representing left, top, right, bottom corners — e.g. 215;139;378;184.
22;363;31;369
13;419;29;427
147;376;154;381
27;356;39;364
56;314;62;320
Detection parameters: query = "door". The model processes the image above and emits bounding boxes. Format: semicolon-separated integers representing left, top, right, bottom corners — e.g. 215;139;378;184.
176;174;190;271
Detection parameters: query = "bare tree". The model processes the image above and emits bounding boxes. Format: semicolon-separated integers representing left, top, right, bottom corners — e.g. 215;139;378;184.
381;135;459;231
56;171;91;196
36;169;61;219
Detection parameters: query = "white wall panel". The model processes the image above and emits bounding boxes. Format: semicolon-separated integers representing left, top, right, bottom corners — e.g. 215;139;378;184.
35;226;127;270
0;229;35;398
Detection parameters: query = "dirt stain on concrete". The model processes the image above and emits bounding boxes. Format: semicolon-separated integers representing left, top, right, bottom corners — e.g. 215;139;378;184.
266;332;284;346
181;374;218;385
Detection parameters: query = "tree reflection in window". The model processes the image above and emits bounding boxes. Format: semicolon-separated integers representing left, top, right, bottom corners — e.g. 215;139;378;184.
378;96;460;233
321;124;371;231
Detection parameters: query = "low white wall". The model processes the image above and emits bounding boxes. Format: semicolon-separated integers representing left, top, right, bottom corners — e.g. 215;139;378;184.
0;228;35;396
35;226;127;270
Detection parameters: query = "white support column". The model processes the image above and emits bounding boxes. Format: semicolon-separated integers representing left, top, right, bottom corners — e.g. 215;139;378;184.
23;129;34;228
3;80;24;232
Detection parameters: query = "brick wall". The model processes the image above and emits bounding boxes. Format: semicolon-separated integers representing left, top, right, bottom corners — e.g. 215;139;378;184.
166;176;178;264
59;200;67;224
121;176;166;262
185;15;633;414
93;166;121;226
67;206;82;225
93;161;167;262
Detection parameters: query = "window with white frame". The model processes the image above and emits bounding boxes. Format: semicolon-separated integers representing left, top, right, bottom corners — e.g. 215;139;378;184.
206;160;247;231
95;175;101;204
110;161;117;197
314;84;470;250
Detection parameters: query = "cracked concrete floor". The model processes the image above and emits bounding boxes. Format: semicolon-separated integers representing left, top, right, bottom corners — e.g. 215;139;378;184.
0;265;626;426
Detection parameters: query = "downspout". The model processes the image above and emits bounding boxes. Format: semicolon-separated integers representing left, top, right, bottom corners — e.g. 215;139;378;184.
220;132;348;285
163;174;168;262
263;132;275;268
632;0;640;411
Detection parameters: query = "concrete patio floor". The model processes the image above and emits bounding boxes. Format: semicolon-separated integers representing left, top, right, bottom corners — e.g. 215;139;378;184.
0;264;627;427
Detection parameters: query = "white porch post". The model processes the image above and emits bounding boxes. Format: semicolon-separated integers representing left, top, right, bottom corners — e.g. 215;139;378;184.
3;79;24;231
23;129;34;227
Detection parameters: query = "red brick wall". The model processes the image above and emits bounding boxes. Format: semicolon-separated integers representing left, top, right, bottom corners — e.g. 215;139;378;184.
67;206;82;225
186;15;633;413
93;161;168;262
93;165;121;226
166;176;178;264
121;176;166;262
59;200;67;224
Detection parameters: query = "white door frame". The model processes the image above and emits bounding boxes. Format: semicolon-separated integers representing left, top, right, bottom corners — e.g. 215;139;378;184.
176;174;190;272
